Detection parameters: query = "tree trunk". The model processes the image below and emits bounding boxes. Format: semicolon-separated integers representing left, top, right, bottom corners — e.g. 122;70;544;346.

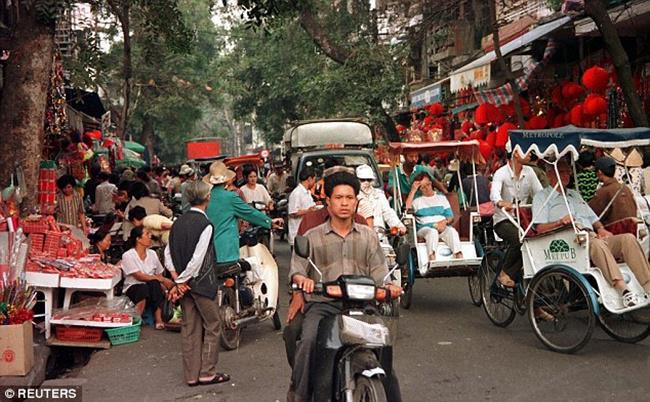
489;0;525;128
298;7;350;65
108;0;132;138
584;0;648;127
0;6;55;212
141;114;155;165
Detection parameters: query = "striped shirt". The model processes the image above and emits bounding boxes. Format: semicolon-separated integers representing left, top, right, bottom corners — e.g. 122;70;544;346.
289;220;388;303
56;192;85;228
412;193;453;230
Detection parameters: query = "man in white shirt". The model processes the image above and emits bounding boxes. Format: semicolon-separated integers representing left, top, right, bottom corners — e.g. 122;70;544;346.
94;172;117;214
288;168;317;246
490;145;543;287
355;164;406;233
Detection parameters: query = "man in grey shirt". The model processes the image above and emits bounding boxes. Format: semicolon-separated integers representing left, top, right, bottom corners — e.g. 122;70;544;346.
286;171;401;402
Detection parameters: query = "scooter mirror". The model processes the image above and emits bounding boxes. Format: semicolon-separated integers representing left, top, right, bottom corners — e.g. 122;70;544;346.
294;235;311;259
396;243;410;266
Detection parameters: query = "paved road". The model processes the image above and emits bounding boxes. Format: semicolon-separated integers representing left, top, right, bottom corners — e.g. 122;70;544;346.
78;241;650;402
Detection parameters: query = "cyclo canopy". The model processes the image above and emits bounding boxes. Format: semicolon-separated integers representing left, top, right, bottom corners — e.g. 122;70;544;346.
509;125;650;160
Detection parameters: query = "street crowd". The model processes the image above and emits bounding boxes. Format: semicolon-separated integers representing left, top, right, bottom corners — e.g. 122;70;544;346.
52;143;650;402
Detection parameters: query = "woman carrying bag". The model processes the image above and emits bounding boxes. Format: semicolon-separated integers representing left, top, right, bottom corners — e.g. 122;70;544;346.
166;180;230;387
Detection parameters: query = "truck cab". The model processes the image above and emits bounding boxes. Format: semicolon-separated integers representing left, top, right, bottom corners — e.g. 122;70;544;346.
283;119;382;188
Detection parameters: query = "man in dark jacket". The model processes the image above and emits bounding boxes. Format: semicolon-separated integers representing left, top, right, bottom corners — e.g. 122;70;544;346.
166;181;230;387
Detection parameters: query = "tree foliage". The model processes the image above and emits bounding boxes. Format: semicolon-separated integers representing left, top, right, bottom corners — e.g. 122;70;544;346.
221;3;406;143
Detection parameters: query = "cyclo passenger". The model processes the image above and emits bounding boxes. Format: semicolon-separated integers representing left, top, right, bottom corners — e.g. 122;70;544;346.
405;165;462;262
490;146;543;287
532;159;650;307
388;152;448;201
286;171;401;402
355;164;406;234
203;161;283;265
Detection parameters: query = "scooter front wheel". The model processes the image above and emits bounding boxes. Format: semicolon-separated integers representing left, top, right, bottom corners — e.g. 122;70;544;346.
272;297;282;330
219;287;241;351
352;377;387;402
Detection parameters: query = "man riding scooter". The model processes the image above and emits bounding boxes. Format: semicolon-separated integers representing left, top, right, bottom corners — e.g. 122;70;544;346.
286;171;402;402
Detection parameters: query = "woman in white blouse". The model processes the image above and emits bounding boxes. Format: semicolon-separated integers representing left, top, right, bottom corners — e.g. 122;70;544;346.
121;227;174;329
240;166;274;211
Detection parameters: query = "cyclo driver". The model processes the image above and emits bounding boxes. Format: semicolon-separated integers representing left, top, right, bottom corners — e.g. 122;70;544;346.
286;171;402;402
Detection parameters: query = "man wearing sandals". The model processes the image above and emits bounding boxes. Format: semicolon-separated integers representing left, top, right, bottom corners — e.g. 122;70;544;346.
491;146;543;288
167;181;230;387
533;159;650;307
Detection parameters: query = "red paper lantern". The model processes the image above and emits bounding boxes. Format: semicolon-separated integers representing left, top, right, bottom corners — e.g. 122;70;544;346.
561;82;585;100
570;104;585;126
470;130;483;140
499;103;515;118
551;86;563;106
485;131;496;147
478;140;493;160
582;66;609;93
525;116;548;130
583;94;607;116
551;115;565;128
496;122;516;148
84;130;102;140
475;103;503;125
427;102;444;116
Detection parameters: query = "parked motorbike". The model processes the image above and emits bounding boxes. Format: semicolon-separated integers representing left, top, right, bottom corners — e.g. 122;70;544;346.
271;192;289;241
291;235;404;402
218;226;281;350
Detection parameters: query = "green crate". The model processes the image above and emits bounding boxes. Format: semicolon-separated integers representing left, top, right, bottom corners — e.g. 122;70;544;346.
105;317;142;346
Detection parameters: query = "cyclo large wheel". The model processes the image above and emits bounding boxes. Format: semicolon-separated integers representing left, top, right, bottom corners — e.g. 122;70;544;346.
352;377;387;402
468;273;481;307
480;250;516;327
219;287;242;350
527;266;595;354
598;310;650;344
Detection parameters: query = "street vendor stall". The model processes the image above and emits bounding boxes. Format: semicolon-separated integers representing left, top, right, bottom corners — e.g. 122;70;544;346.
18;215;126;346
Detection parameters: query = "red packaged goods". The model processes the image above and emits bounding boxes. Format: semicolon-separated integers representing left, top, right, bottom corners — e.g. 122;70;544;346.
43;231;63;256
55;326;103;343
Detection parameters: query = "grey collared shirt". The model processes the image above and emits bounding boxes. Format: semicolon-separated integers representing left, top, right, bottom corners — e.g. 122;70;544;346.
289;220;389;302
532;187;599;230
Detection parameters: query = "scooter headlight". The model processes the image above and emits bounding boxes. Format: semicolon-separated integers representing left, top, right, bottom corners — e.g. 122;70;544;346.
345;284;376;300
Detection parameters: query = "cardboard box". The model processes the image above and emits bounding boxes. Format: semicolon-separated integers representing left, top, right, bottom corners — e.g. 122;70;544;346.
0;321;34;376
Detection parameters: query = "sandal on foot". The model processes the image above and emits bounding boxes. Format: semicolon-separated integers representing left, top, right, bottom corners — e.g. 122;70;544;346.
534;307;555;322
187;382;199;387
497;274;515;289
155;323;165;330
199;373;230;385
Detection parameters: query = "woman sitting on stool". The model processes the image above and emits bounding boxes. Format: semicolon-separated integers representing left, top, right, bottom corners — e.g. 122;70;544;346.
121;227;174;329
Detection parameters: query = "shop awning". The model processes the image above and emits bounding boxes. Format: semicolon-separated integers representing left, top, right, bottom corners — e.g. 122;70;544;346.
123;140;146;153
409;78;449;109
451;102;478;115
574;0;650;36
449;16;572;93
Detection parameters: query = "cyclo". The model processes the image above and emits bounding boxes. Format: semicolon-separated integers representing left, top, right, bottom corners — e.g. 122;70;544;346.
388;140;487;309
480;125;650;353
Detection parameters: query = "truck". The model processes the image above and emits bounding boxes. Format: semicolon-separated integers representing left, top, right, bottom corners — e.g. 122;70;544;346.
282;119;382;188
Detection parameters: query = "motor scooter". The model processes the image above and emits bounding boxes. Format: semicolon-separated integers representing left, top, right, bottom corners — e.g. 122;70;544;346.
271;193;289;241
218;225;281;350
290;235;404;402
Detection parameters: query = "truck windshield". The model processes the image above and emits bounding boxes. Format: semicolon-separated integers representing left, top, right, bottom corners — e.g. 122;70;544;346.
302;154;381;186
